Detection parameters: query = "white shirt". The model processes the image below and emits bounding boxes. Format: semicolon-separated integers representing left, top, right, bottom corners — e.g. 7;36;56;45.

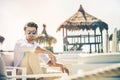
14;38;39;67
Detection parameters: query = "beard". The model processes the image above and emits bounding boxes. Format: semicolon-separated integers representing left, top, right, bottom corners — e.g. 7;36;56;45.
29;38;34;41
27;36;35;42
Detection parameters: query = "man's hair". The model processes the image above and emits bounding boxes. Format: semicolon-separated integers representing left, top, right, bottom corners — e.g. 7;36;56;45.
24;22;38;31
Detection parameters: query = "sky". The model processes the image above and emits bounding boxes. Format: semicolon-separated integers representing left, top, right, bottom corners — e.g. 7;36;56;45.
0;0;120;52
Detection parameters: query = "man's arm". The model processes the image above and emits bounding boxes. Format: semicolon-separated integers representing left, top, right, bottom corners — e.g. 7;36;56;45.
35;47;56;65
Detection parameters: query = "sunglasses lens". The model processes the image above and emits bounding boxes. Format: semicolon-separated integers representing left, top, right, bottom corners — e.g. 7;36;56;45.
27;31;31;34
26;31;37;35
32;31;37;34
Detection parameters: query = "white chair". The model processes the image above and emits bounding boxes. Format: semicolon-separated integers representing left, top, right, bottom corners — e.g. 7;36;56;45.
6;66;69;80
6;66;26;80
3;52;68;80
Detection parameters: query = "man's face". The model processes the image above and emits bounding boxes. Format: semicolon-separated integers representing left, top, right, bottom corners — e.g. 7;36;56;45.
25;27;37;42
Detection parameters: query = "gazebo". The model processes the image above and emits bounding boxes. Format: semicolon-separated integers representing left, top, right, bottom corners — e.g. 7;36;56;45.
57;5;108;53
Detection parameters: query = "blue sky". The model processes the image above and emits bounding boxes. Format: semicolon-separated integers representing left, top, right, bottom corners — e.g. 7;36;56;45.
0;0;120;52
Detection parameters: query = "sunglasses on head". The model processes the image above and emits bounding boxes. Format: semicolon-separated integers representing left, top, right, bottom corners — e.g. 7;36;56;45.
26;30;37;35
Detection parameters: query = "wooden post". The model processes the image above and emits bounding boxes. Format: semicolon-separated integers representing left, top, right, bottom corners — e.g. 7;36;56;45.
94;30;97;52
63;28;65;51
88;33;91;53
101;31;103;53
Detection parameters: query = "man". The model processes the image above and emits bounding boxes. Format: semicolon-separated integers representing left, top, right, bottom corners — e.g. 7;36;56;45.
14;22;56;80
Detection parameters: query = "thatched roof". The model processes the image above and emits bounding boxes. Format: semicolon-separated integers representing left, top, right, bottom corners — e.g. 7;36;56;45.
35;24;57;46
57;5;108;32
